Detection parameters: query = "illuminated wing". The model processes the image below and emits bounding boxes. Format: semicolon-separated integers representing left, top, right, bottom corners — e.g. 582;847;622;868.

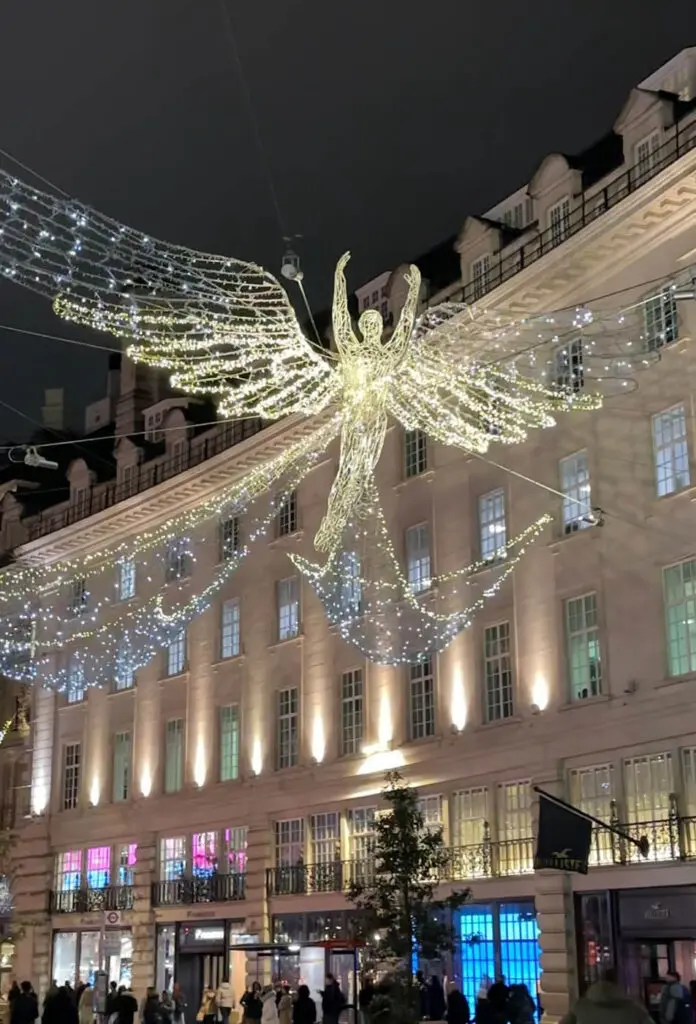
0;170;338;419
387;337;599;453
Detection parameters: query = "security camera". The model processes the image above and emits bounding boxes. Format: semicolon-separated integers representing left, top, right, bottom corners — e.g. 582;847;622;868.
23;446;58;471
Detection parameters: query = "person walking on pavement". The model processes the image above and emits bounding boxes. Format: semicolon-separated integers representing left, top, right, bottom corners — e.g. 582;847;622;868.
660;973;691;1024
217;980;235;1024
10;982;38;1024
561;968;651;1024
321;974;346;1024
446;982;470;1024
261;987;279;1024
293;986;316;1024
42;986;79;1024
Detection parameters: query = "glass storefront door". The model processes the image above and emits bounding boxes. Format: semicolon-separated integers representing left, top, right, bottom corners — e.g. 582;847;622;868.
458;901;541;1012
51;930;132;987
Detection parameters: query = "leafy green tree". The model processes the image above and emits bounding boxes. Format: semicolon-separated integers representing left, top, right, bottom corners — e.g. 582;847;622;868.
347;771;470;1019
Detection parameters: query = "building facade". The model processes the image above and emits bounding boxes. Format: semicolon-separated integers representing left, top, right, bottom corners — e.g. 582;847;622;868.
4;47;696;1023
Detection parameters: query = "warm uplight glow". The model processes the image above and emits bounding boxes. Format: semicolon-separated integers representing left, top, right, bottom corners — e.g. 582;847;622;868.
89;777;100;807
532;674;549;712
32;784;48;816
450;665;467;731
194;741;206;788
358;748;406;776
311;711;325;764
140;767;152;798
251;738;263;776
378;691;393;748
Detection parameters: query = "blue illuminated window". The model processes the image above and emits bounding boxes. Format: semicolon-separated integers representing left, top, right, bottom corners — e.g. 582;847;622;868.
460;905;496;1011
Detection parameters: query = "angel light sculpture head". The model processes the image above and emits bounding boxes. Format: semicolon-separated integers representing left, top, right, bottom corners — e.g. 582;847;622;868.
357;307;384;347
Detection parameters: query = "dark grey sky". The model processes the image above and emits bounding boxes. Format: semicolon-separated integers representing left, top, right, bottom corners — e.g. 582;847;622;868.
0;0;694;438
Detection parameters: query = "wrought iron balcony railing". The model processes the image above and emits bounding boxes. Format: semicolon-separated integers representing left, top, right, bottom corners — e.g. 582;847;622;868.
49;885;133;914
151;873;246;907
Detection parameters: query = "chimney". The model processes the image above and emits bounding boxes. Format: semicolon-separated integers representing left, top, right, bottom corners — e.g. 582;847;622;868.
42;389;64;432
107;353;122;414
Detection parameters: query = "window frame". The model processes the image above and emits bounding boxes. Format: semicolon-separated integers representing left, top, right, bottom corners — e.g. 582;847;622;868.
405;522;431;595
651;404;690;497
408;656;436;740
559;449;592;533
219;704;240;783
62;742;82;811
277;576;300;642
565;592;602;701
340;668;364;756
164;718;184;794
470;254;491;301
276;686;299;770
166;631;187;677
478;488;507;562
403;429;427;479
118;557;136;601
220;598;241;659
548;196;571;245
663;558;696;678
112;731;132;803
277;491;298;538
483;621;514;722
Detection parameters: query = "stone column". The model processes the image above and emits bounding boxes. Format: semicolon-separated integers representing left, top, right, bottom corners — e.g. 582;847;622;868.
11;816;52;997
533;774;578;1023
244;824;272;988
130;834;157;1000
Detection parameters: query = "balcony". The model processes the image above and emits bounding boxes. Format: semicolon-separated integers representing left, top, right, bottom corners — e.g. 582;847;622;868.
49;885;133;914
151;874;246;907
266;839;536;897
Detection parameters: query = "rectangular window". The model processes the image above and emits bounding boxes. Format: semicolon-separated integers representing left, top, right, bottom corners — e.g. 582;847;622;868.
644;287;678;352
419;794;443;833
171;438;187;474
69;576;87;618
119;463;137;498
114;643;134;692
117;843;137;886
277;577;300;641
221;599;241;659
664;559;696;677
62;743;81;811
336;552;362;618
112;731;131;802
277;687;299;769
167;631;186;677
160;836;186;880
566;593;602;700
404;429;427;478
164;719;184;793
624;753;673;836
452;788;488;848
408;656;435;739
310;812;340;864
225;826;248;874
497;780;533;874
348;807;375;862
635;130;661;183
67;657;85;704
560;450;591;533
471;254;491;300
86;846;111;888
553;338;584;392
406;523;431;594
55;850;82;891
220;515;240;561
548;197;571;245
340;668;364;756
275;818;304;866
569;764;615;866
192;831;217;877
118;558;136;601
478;489;506;562
484;622;513;721
219;705;240;782
165;539;188;583
277;491;298;537
652;405;690;497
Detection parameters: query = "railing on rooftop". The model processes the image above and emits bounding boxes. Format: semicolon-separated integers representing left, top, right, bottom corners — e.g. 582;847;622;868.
27;417;262;541
461;128;696;305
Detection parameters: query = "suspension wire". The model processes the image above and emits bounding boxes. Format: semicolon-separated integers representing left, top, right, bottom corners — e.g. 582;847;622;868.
0;147;69;198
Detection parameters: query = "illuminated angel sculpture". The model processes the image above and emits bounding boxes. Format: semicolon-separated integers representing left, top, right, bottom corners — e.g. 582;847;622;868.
0;169;624;558
0;169;661;672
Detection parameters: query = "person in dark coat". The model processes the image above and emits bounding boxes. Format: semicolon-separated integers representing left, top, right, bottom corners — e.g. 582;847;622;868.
11;981;39;1024
8;983;20;1007
428;978;446;1022
242;983;263;1024
42;986;79;1024
487;979;509;1024
358;978;375;1024
114;987;139;1024
508;985;535;1024
446;983;470;1024
416;972;430;1020
293;986;317;1024
321;974;346;1024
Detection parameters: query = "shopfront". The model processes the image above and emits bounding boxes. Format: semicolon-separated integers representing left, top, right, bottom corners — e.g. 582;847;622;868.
51;929;132;987
156;921;255;1011
577;887;696;1014
457;900;541;1013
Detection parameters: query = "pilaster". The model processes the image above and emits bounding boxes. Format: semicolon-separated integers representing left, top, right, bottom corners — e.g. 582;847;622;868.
131;834;156;1001
244;824;272;988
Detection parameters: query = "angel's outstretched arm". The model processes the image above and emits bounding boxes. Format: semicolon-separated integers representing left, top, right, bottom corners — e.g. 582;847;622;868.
387;265;421;364
332;251;357;357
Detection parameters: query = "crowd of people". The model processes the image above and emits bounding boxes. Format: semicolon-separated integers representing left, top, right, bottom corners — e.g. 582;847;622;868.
3;965;694;1024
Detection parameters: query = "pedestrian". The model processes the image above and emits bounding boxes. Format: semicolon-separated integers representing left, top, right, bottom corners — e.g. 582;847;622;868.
10;981;38;1024
508;985;535;1024
428;977;446;1022
78;983;94;1024
241;984;263;1024
217;980;235;1024
416;972;430;1021
321;974;346;1024
197;988;217;1024
8;983;20;1008
64;982;76;1005
161;991;175;1024
358;977;375;1024
660;973;691;1024
561;968;651;1024
278;987;292;1024
114;985;138;1024
173;983;187;1024
261;987;279;1024
43;986;78;1024
446;982;470;1024
292;987;316;1024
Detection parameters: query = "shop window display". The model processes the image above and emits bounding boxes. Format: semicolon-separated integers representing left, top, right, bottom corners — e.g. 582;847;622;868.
52;930;132;987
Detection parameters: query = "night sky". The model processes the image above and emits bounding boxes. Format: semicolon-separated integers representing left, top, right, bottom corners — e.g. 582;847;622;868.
0;0;694;438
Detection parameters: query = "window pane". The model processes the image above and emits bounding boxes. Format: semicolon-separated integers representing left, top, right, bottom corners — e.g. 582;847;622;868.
165;720;184;793
406;524;431;594
560;451;591;533
63;743;81;810
652;406;690;497
479;489;506;562
221;599;241;659
219;705;240;782
664;560;696;677
277;688;299;768
404;429;427;478
277;578;300;641
112;731;131;802
484;623;513;721
340;669;364;756
86;846;111;888
409;656;435;739
566;594;602;700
